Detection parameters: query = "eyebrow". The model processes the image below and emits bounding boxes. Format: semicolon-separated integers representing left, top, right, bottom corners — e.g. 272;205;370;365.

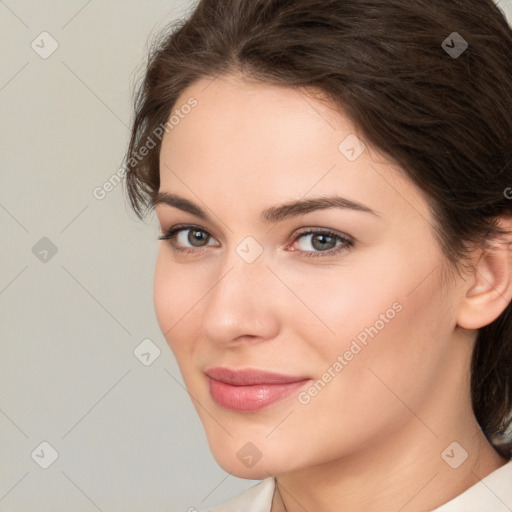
152;192;379;223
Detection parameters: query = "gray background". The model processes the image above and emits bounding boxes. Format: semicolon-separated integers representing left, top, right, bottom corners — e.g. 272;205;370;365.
1;1;511;511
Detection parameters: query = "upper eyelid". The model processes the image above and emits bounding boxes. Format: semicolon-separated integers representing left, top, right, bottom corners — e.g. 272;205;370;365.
159;224;220;243
161;223;220;239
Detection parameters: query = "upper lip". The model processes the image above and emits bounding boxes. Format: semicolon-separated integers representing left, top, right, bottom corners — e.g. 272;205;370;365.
206;367;311;386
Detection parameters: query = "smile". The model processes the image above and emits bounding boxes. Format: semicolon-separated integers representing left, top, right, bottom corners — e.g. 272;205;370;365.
206;367;312;412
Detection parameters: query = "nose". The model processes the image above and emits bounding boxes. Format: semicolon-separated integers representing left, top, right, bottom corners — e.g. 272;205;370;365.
201;252;281;347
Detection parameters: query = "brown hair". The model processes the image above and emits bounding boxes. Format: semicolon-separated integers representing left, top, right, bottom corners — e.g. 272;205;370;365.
123;0;512;455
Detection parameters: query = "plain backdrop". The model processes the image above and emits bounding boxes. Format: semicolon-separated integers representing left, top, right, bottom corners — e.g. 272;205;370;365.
1;1;511;511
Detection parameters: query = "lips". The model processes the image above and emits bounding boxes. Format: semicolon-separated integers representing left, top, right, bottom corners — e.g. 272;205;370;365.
206;367;311;412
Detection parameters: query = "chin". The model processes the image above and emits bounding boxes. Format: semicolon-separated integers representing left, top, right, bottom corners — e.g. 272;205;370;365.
207;435;300;480
213;453;278;480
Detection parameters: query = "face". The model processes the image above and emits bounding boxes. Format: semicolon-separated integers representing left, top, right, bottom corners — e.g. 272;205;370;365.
154;73;461;478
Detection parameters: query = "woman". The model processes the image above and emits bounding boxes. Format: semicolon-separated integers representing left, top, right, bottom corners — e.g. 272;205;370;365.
123;0;512;510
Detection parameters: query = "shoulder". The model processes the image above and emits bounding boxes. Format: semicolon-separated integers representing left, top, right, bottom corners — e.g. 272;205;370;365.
199;477;276;512
432;458;512;512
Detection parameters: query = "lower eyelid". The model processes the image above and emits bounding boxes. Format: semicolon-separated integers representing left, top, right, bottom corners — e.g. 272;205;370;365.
295;243;350;258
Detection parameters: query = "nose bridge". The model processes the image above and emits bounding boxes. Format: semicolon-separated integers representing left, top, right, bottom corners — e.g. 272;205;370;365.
201;241;280;344
213;233;269;299
207;244;267;316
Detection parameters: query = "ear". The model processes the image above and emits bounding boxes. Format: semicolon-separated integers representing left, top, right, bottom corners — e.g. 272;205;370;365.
457;216;512;330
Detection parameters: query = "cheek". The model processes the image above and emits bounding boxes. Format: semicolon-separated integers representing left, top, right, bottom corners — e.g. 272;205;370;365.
276;287;449;467
153;251;176;338
310;241;446;352
275;250;413;360
152;250;205;351
292;247;451;405
301;265;450;420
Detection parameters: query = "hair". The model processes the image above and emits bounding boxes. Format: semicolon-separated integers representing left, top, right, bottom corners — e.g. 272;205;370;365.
123;0;512;457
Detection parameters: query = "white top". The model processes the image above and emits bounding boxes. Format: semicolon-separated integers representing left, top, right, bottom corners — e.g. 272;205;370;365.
202;458;512;512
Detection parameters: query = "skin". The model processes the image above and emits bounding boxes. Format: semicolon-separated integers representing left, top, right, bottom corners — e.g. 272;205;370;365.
153;72;512;512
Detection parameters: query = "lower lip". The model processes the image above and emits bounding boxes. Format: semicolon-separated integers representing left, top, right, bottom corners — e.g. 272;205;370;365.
208;378;310;412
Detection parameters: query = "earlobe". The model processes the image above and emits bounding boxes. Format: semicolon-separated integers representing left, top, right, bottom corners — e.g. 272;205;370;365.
457;217;512;330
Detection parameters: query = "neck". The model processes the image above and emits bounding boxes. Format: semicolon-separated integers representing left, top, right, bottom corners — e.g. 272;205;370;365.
275;427;507;512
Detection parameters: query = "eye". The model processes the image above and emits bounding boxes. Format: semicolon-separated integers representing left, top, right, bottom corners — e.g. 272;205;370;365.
158;224;353;259
158;224;219;253
289;229;353;258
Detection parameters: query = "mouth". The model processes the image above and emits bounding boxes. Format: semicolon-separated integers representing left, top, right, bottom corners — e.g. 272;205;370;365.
205;367;312;412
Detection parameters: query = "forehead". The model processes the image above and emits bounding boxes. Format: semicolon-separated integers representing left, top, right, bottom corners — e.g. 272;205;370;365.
165;74;346;157
157;73;429;225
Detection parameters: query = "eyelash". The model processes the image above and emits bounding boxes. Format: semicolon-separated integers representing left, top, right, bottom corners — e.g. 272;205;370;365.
158;224;354;258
